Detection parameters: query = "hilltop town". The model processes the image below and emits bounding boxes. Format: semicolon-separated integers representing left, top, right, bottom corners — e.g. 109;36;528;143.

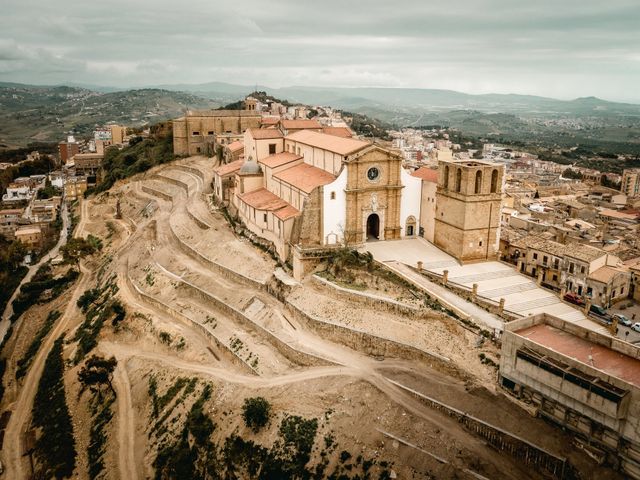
2;92;640;479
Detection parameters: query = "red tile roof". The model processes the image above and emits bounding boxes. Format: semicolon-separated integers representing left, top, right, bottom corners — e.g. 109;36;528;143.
274;205;300;221
411;167;438;183
273;163;336;194
260;117;280;126
238;188;288;211
321;127;353;138
286;130;370;156
226;141;244;152
280;119;322;130
259;152;302;169
247;128;283;140
213;159;244;176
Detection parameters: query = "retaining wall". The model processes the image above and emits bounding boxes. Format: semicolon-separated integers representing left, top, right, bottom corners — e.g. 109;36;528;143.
125;273;257;375
387;378;572;479
141;185;174;204
167;218;266;290
311;274;446;320
155;263;335;368
284;301;461;378
152;174;190;195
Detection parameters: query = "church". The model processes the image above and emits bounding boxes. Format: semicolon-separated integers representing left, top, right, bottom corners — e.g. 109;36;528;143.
210;118;504;279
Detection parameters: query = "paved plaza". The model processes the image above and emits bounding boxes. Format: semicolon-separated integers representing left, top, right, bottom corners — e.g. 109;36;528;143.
364;238;609;335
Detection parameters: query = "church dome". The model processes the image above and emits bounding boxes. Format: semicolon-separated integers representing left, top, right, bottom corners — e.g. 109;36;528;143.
239;156;262;175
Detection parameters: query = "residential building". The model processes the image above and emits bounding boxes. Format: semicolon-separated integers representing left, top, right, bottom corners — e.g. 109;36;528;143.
58;136;80;164
15;225;43;251
64;177;88;201
223;141;244;164
622;169;640;198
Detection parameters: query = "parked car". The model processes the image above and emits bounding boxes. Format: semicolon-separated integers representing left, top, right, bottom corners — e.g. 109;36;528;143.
563;292;585;306
613;313;633;327
632;323;640;333
589;304;611;324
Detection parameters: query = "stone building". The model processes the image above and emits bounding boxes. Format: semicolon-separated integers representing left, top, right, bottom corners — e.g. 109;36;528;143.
172;109;261;156
213;128;422;278
500;313;640;479
15;225;43;251
434;159;505;262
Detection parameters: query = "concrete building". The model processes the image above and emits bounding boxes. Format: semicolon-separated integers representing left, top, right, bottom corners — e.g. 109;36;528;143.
58;136;80;164
434;159;505;262
0;208;26;240
69;153;103;183
172;109;261;156
500;313;640;479
622;169;640;198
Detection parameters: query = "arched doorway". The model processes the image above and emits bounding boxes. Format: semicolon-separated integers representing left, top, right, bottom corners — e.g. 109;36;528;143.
366;213;380;241
405;216;416;237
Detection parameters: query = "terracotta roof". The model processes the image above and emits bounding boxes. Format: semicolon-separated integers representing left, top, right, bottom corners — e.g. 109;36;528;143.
213;159;244;176
226;141;244;153
511;235;568;258
321;127;353;138
588;266;628;284
259;152;302;169
599;209;638;221
238;188;288;211
273;163;336;194
260;117;280;126
565;242;608;263
280;119;322;130
274;205;300;221
411;167;438;183
247;128;283;140
286;130;370;156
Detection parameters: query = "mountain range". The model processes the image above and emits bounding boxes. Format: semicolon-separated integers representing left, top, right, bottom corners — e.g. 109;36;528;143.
1;80;640;154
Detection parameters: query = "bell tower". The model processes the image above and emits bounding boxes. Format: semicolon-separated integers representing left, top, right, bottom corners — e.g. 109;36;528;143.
434;159;504;263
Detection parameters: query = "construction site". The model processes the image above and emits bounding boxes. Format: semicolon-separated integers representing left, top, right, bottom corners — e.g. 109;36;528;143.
0;156;624;479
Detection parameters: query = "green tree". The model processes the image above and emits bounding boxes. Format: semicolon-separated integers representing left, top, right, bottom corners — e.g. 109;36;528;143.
61;237;97;271
242;396;271;432
78;355;117;398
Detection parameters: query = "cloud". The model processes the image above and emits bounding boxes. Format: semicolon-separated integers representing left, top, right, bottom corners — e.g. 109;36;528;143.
0;0;638;101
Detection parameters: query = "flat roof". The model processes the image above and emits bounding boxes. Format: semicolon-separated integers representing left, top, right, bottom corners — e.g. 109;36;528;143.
515;323;640;388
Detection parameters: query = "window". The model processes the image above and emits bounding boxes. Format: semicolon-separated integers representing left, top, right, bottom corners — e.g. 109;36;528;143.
569;263;574;274
554;259;559;269
552;274;558;281
269;143;276;155
207;131;214;135
263;213;267;223
475;170;482;194
297;147;301;155
491;169;499;193
330;191;336;200
455;168;462;192
479;241;483;247
581;266;585;274
533;253;538;260
192;131;200;136
543;256;548;265
621;287;625;295
444;166;449;189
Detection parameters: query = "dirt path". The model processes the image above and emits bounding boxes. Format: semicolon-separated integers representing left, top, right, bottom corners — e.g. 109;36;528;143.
113;358;139;480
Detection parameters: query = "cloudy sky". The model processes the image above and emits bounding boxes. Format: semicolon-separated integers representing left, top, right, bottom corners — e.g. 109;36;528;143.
1;0;639;102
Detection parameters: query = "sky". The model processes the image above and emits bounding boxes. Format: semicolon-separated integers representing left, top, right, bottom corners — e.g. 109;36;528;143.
1;0;639;102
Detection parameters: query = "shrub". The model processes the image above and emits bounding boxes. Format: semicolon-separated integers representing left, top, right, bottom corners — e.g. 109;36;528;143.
242;396;271;433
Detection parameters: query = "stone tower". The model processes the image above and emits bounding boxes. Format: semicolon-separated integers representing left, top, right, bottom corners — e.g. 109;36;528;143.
434;159;504;263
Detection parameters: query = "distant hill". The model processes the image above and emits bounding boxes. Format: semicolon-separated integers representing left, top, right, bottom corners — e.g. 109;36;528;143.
0;83;219;147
